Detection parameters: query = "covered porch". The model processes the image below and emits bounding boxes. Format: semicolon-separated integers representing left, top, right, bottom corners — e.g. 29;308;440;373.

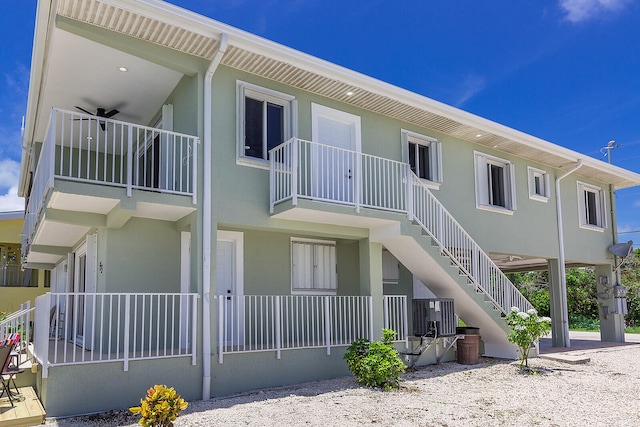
22;108;199;269
214;294;408;363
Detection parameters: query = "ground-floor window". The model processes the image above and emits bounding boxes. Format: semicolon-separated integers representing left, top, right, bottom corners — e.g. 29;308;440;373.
291;238;337;294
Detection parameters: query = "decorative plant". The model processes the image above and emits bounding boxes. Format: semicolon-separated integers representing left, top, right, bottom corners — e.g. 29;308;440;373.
344;328;406;390
130;385;188;427
505;307;551;369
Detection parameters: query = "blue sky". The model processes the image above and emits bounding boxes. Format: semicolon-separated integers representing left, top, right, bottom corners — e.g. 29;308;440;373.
1;0;639;246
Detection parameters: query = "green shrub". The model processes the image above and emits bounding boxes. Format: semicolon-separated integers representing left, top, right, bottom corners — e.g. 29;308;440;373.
569;315;600;331
130;385;188;427
344;328;406;390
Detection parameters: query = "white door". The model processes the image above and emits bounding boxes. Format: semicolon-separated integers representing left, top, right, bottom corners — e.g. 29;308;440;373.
216;231;244;347
71;234;97;349
72;245;88;347
49;261;68;339
311;104;362;203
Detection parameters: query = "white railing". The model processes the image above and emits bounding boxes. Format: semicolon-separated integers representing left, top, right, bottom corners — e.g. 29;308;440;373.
23;108;200;259
408;173;532;312
270;138;409;213
34;292;198;378
0;301;33;365
383;295;408;347
270;139;532;314
215;295;373;363
0;265;35;287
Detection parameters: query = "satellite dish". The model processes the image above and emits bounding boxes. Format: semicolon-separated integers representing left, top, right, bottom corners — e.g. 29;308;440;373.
608;241;634;273
608;241;634;258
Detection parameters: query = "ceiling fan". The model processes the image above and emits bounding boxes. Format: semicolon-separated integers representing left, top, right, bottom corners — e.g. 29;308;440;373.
74;106;120;131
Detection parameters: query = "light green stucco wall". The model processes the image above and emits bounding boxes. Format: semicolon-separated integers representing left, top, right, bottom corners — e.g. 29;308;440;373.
40;357;201;418
209;65;616;267
211;348;350;398
99;218;182;293
228;228;362;296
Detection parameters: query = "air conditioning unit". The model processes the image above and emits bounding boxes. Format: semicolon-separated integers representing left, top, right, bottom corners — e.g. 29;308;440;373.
413;298;456;337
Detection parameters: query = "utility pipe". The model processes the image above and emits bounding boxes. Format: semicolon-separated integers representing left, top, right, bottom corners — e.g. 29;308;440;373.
202;33;228;401
554;159;583;348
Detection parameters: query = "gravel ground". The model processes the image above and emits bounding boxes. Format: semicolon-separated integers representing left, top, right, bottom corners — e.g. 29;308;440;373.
48;344;640;427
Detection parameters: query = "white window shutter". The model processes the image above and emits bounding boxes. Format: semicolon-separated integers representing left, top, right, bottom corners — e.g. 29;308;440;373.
508;162;517;211
474;153;489;206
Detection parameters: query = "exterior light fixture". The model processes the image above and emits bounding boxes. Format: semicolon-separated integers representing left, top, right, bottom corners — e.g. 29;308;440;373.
346;91;354;96
118;66;128;72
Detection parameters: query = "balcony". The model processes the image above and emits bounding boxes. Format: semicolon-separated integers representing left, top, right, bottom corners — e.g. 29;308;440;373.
22;109;200;266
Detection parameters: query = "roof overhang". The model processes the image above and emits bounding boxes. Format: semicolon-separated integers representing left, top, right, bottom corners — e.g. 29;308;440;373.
19;0;640;195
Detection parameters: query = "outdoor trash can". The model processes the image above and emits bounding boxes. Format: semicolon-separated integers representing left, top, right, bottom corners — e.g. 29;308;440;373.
456;327;480;365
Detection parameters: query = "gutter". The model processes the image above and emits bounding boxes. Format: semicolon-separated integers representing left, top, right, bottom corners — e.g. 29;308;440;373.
554;160;583;348
202;33;228;401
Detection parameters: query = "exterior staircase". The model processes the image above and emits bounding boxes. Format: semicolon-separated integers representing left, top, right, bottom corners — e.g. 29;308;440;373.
270;138;534;358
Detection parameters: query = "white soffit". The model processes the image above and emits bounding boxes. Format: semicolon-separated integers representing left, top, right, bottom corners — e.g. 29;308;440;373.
37;28;183;141
53;0;640;189
135;202;196;221
34;221;90;247
48;192;120;214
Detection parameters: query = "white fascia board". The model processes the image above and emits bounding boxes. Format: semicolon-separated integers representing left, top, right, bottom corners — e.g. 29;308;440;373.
19;0;58;196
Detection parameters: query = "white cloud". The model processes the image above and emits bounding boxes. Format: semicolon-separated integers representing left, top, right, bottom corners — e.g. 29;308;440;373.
454;75;487;107
0;158;23;212
559;0;630;22
0;184;24;212
0;158;20;188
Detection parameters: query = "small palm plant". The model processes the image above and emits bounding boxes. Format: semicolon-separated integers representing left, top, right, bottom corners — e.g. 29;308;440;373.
130;385;188;427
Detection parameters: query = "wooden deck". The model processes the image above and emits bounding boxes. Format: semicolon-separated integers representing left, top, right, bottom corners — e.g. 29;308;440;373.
0;387;45;427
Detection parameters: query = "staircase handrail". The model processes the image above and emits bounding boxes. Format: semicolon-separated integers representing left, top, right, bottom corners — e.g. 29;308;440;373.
269;138;533;313
408;172;533;313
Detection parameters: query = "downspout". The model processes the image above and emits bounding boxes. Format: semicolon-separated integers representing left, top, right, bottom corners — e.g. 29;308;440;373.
202;33;228;401
554;159;583;348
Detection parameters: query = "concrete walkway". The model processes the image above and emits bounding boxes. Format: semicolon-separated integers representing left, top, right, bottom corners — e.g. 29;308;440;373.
539;331;640;354
537;331;640;364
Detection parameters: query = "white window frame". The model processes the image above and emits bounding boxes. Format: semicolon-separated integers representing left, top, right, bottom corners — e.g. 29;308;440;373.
527;166;550;202
291;238;337;295
474;151;516;214
236;81;297;169
382;249;399;285
577;181;607;231
401;129;442;188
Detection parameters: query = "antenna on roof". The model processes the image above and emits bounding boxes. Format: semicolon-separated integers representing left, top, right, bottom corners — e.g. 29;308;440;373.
600;140;621;164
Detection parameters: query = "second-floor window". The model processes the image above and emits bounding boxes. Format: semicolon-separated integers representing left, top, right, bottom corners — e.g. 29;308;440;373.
578;181;606;230
527;166;550;202
237;81;295;166
474;151;516;213
401;130;442;186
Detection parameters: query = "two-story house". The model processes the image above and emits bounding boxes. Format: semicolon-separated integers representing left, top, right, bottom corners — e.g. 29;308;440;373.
13;0;640;417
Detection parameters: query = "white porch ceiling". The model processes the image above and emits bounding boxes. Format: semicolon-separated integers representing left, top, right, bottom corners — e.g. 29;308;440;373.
35;28;183;142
